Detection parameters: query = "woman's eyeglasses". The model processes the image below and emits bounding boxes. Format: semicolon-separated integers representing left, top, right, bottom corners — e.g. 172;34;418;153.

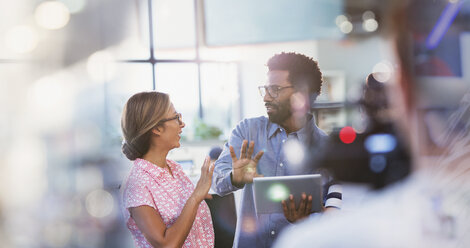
158;113;183;125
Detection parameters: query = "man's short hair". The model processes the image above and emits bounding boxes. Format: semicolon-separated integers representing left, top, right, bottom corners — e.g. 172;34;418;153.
267;52;323;96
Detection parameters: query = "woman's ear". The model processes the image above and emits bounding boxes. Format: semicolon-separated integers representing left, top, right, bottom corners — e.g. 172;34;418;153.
152;126;162;136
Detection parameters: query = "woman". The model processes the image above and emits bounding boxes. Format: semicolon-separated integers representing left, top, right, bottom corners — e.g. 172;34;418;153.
121;91;214;248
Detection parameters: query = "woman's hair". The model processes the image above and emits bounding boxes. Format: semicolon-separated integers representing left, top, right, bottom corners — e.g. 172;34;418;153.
121;91;171;160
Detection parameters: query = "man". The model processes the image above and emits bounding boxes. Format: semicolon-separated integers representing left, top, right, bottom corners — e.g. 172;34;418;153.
274;1;470;247
211;52;342;247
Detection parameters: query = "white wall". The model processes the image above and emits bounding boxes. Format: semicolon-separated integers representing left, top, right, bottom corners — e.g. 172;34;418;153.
316;36;394;96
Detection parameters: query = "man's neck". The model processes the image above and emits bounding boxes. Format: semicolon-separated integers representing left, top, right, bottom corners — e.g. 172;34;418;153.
280;114;309;134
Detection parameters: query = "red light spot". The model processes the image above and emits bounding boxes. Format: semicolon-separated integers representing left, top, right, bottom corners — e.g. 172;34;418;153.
339;126;356;144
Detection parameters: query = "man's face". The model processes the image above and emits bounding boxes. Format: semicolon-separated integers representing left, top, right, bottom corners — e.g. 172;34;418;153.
263;70;295;124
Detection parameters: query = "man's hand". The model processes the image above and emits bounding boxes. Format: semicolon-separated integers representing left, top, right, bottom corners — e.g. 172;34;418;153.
230;140;264;187
282;193;312;223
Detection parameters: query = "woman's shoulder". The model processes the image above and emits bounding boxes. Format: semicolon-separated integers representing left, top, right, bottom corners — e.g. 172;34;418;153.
166;159;185;174
125;161;154;186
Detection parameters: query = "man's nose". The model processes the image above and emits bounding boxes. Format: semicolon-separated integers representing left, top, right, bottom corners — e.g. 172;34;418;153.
263;91;273;102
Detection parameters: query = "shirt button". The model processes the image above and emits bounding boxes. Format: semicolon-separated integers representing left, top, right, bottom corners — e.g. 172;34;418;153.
280;163;283;167
271;230;275;235
280;128;283;132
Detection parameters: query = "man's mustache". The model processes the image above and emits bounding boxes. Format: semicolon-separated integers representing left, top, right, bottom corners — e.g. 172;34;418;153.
265;103;277;108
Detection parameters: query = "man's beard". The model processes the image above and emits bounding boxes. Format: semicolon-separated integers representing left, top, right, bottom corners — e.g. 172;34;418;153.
266;100;292;124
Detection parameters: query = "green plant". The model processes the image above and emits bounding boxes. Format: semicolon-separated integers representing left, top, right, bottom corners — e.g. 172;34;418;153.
194;119;222;140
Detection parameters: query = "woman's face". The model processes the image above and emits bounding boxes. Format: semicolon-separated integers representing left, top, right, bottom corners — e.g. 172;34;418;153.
157;103;185;150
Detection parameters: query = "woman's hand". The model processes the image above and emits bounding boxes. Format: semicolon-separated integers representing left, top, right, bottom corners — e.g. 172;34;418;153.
193;156;215;201
230;140;264;187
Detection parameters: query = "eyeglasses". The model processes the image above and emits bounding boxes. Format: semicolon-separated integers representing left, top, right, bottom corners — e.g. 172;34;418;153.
258;85;294;98
158;113;183;125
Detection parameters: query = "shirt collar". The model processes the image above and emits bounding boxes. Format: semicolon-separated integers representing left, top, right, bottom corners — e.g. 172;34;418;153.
267;114;320;142
134;158;175;179
268;121;282;139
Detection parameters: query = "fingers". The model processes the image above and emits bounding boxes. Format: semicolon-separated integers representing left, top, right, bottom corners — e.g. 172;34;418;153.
288;194;295;217
253;150;264;164
306;195;313;214
200;156;210;173
208;161;215;176
282;200;289;218
229;146;238;162
298;193;307;212
232;141;264;162
247;141;255;158
240;140;248;159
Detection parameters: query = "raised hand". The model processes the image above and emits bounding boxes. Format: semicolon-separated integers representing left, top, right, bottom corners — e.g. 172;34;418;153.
193;156;215;201
230;140;264;187
282;193;313;223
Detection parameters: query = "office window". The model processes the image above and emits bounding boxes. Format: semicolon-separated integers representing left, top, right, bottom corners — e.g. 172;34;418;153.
112;0;241;142
152;0;196;59
200;62;240;137
155;63;199;139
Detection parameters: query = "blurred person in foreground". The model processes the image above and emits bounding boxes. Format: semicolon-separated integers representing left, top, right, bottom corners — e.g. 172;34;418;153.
320;73;411;190
274;0;470;247
120;91;214;248
212;52;342;247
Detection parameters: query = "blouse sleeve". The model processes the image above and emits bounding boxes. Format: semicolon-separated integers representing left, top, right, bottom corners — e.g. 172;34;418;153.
123;174;157;210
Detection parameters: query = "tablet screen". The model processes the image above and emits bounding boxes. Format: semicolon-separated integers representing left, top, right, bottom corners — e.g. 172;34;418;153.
253;174;323;214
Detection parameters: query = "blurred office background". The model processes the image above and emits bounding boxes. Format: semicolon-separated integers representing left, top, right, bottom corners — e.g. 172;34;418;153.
1;0;469;247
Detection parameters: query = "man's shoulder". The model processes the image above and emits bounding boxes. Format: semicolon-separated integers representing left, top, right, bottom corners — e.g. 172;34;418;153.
237;116;270;129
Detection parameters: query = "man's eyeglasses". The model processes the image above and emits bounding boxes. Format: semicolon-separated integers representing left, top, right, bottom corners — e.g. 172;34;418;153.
258;85;294;98
158;113;183;125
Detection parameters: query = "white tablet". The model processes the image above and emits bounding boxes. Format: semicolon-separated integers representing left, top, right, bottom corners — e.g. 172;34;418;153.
253;174;323;214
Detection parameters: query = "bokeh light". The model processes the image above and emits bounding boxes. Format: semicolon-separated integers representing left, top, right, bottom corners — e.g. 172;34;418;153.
283;139;304;165
372;61;394;82
364;133;397;153
362;10;375;21
352;115;368;134
339;21;353;34
60;0;87;14
363;19;378;32
4;25;38;54
335;15;348;26
369;155;387;173
86;50;117;82
339;126;356;144
85;189;114;218
267;183;289;202
241;217;257;233
34;1;71;30
290;92;308;113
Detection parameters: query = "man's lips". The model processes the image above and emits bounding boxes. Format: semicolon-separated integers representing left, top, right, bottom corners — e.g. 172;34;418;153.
265;103;277;113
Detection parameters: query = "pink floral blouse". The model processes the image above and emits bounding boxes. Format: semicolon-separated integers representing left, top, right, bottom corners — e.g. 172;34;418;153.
122;158;214;248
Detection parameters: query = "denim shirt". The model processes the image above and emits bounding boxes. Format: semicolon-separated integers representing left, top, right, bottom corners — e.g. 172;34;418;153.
211;115;330;248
